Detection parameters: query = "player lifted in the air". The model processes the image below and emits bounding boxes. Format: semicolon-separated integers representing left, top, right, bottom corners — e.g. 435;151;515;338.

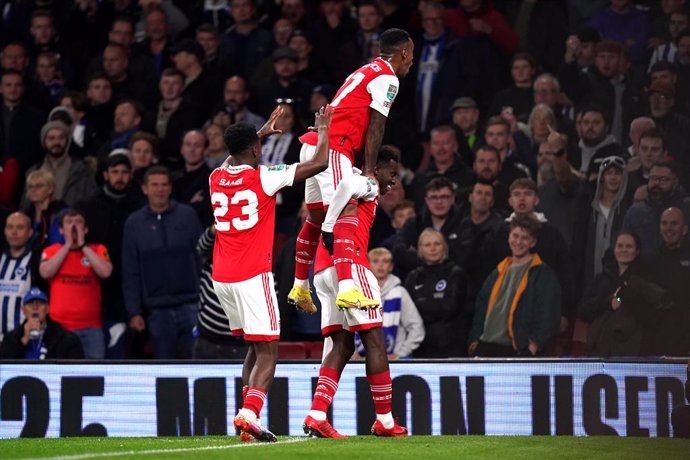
288;28;414;312
304;147;408;438
209;106;332;442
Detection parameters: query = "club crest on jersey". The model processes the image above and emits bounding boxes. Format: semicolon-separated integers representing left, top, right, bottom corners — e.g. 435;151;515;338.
81;257;91;267
14;267;26;277
435;280;447;292
386;84;397;101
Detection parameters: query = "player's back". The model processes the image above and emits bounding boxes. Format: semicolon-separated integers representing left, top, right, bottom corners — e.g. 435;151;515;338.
300;58;398;160
210;164;294;283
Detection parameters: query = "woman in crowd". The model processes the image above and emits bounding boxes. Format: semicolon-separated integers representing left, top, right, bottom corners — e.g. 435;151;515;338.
404;229;467;357
23;170;67;248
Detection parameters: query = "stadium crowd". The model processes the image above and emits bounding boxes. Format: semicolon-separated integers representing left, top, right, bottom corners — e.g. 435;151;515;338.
1;0;689;360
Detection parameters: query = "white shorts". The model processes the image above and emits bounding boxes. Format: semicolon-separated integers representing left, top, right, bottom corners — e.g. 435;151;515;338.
314;265;382;336
300;143;355;209
212;272;280;342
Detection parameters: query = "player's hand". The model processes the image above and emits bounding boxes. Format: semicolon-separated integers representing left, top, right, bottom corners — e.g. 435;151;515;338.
321;230;335;255
129;315;146;332
468;341;479;356
257;105;284;138
309;104;332;132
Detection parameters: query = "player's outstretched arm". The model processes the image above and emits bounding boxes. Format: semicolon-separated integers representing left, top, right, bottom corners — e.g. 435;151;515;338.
293;105;332;183
362;109;387;177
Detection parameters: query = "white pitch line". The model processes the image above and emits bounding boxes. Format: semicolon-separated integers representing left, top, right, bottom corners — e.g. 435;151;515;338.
22;437;309;460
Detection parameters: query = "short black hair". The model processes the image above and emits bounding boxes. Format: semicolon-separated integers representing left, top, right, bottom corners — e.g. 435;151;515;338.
649;61;677;75
144;165;171;184
377;146;400;167
510;214;541;239
425;176;455;194
651;159;680;177
379;28;410;55
61;90;89;112
1;68;23;83
223;122;258;156
639;128;667;151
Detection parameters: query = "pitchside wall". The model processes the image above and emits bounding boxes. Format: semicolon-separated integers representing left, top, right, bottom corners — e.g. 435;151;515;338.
0;360;686;438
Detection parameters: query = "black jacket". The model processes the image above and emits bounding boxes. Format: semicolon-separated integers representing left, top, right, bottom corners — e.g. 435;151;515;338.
405;260;467;357
77;186;144;322
409;154;475;212
392;204;464;280
0;317;84;359
0;101;45;173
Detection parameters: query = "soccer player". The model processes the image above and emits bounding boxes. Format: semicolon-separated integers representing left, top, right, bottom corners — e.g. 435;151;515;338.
288;28;414;311
304;147;408;438
210;106;332;442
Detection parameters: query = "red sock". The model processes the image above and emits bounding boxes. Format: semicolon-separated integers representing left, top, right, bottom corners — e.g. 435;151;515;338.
242;385;249;402
243;388;267;418
295;219;321;280
333;216;358;282
367;370;392;414
311;367;340;412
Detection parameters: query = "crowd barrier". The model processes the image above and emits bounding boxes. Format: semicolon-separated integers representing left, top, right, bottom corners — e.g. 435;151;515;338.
0;359;686;438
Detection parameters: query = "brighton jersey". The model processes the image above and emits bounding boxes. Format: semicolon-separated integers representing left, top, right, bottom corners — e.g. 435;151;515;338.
210;163;296;283
300;57;399;160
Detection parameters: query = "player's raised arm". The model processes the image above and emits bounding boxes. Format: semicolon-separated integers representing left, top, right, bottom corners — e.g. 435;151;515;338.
293;105;332;183
256;105;284;139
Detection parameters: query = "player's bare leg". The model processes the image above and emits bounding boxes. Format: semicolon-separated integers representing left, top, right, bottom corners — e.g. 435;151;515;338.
359;327;408;437
304;331;354;438
332;204;379;310
234;341;279;442
289;207;325;313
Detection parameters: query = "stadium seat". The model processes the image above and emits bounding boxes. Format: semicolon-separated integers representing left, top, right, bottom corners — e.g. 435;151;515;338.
278;342;308;359
307;341;324;360
570;319;589;357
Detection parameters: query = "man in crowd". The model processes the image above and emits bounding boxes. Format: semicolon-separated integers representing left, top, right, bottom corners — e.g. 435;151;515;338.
214;75;266;130
77;151;143;358
0;287;84;359
483;116;530;184
0;212;35;342
627;129;668;200
39;210;113;359
450;97;481;163
469;214;561;357
456;145;511;215
172;130;213;226
122;165;202;359
567;106;625;180
171;38;218;122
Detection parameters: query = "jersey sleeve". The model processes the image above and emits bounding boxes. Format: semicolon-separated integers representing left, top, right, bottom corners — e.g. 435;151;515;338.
93;244;111;261
367;74;399;117
259;164;297;196
321;175;378;232
40;244;61;262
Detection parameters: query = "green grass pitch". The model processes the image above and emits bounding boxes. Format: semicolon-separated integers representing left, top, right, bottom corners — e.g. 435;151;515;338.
0;436;688;460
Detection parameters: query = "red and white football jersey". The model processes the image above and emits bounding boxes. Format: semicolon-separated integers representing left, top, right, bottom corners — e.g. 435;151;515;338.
299;57;399;162
210;163;296;283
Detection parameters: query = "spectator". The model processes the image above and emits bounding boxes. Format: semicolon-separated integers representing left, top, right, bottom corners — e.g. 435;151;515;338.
0;287;84;359
59;91;104;161
253;47;315;120
0;69;45;174
483;115;530;184
405;229;467;357
627;128;668;201
170;38;219;122
101;42;157;110
0;154;19;208
567;106;626;180
196;23;234;85
39;209;113;359
411;1;482;135
394;177;463;279
22;170;67;249
0;42;52;112
212;75;266;131
519;104;556;162
355;247;424;359
377;198;414;251
482;178;576;322
456;145;511;215
646;79;690;187
377;0;410;31
410;125;474;212
563;27;602;74
537;127;590;249
310;0;357;83
272;18;294;50
623;160;690;255
25;121;97;208
532;73;575;136
579;230;670;356
204;123;227;170
335;1;384;81
171;130;213;226
85;73;115;141
450;0;520;55
27;10;75;86
220;0;272;80
590;0;650;77
647;207;690;356
34;51;63;105
77;151;143;358
193;225;248;359
575;156;631;290
648;9;689;72
97;99;143;162
0;212;36;342
469;214;561;357
128;131;160;191
450;97;481;163
122;165;202;359
140;5;174;78
456;181;503;322
488;52;536;118
152;67;200;166
625;116;655;163
288;30;330;84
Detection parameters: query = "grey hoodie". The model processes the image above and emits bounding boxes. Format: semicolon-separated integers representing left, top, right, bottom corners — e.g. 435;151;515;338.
578;134;617;174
